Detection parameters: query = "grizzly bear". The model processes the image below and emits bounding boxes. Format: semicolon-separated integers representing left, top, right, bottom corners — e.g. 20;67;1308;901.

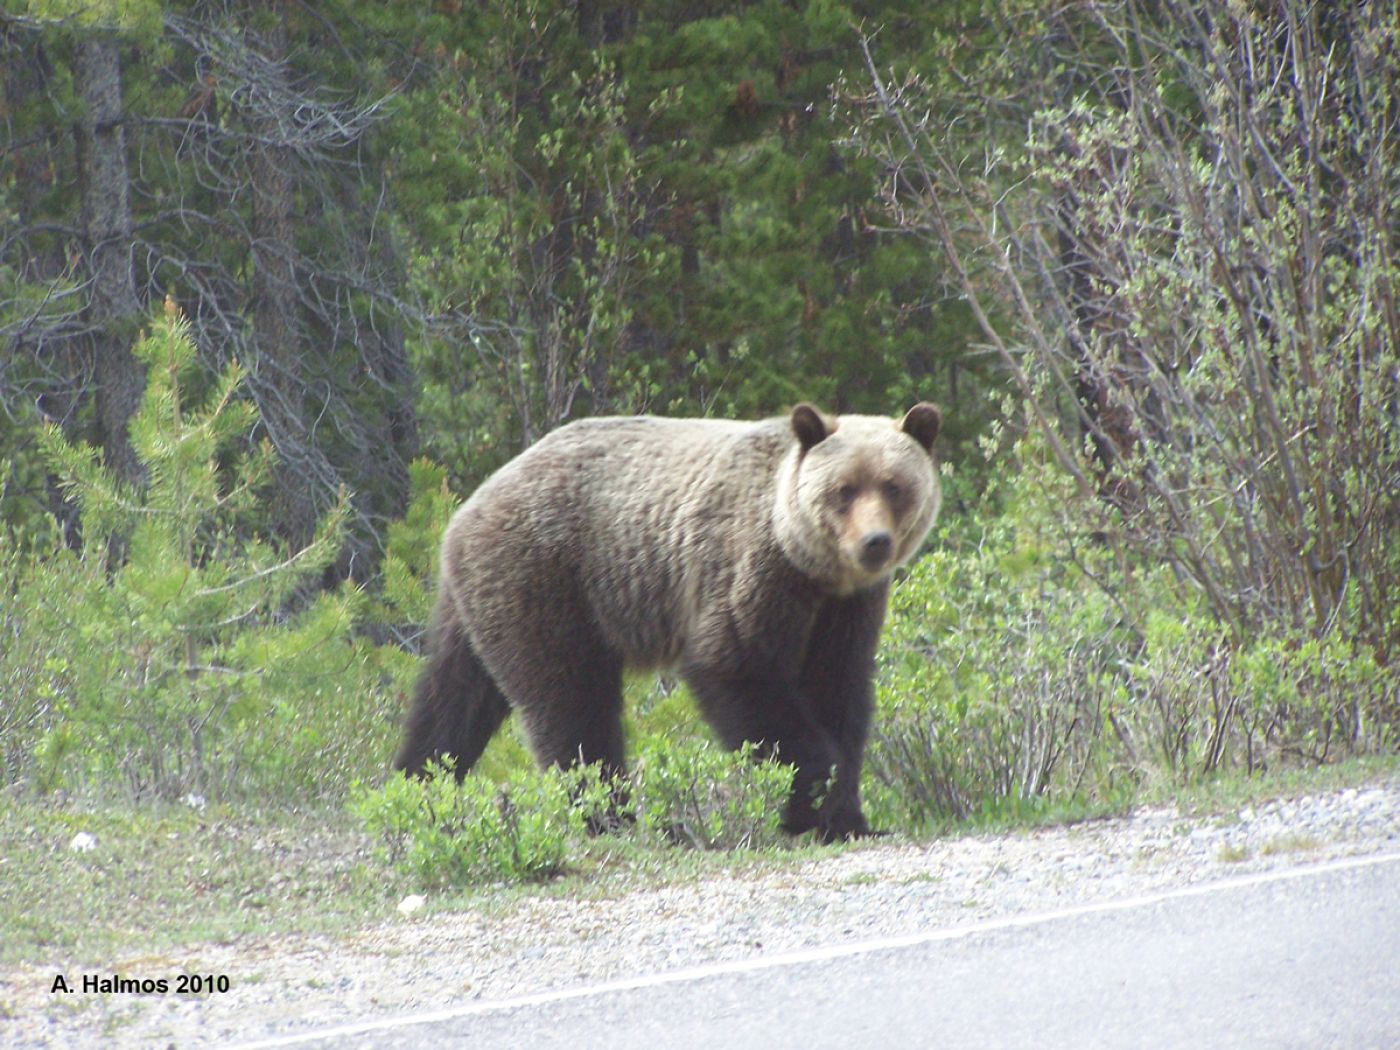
394;402;942;841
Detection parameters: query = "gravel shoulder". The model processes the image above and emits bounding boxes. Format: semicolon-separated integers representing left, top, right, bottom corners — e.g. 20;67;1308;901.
4;778;1398;1048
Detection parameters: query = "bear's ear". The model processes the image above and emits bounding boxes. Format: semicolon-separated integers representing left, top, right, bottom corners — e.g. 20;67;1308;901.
791;402;835;451
901;402;941;452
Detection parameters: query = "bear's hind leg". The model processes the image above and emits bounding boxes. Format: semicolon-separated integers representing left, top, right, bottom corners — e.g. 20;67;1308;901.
510;648;627;778
394;603;512;780
494;645;630;832
465;581;630;826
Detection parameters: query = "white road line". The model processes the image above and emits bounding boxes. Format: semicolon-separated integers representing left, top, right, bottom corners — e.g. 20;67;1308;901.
229;851;1400;1049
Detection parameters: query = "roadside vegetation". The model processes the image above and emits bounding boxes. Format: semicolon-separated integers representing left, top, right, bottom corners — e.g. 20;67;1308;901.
2;0;1396;967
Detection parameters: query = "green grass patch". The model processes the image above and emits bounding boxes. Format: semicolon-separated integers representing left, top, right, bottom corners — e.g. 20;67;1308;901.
0;795;386;967
1259;832;1323;857
1133;754;1400;819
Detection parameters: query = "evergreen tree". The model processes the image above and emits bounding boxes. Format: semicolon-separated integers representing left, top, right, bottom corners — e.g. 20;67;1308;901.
16;302;355;798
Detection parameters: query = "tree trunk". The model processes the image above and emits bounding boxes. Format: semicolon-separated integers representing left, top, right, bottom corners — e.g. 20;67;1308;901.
74;33;145;487
247;6;320;550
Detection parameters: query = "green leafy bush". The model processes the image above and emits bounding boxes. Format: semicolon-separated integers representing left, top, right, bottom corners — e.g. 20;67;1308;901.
632;738;794;850
867;464;1127;829
351;760;600;886
1132;616;1398;776
352;739;796;887
851;0;1400;659
865;443;1399;832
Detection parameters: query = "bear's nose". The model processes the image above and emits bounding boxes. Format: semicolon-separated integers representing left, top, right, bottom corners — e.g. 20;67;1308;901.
859;531;893;569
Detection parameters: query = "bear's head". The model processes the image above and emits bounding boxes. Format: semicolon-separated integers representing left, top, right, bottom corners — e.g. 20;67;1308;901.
775;402;942;594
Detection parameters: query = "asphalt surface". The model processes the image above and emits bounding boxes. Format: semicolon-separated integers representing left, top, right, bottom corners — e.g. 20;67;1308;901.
238;853;1400;1050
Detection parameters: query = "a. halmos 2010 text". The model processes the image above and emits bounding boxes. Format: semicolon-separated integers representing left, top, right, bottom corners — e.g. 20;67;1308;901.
49;973;231;995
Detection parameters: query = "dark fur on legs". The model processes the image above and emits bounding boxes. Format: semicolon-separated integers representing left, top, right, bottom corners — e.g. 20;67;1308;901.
393;596;510;779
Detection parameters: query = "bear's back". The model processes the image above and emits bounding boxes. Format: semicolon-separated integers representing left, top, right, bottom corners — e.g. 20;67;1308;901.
448;413;798;668
493;414;791;525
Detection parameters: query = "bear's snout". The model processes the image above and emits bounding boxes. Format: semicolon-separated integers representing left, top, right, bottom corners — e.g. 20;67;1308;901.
858;530;894;570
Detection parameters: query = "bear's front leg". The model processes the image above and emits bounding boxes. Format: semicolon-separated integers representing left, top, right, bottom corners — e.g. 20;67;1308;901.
795;585;888;839
796;762;871;841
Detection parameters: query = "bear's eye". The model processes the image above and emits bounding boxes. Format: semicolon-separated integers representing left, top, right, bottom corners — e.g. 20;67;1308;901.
836;483;858;508
882;480;902;502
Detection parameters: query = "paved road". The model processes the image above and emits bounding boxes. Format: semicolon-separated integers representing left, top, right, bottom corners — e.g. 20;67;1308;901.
240;854;1400;1050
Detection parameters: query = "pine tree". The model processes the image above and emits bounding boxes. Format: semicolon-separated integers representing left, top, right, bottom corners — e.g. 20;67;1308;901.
24;303;354;799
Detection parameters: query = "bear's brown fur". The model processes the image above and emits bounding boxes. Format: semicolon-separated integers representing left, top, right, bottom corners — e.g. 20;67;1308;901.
394;402;942;840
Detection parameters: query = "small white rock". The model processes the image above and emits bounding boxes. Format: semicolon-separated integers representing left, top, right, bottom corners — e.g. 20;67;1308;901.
69;831;97;853
183;793;207;811
397;894;427;917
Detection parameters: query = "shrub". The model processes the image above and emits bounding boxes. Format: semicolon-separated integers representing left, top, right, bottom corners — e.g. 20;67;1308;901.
867;466;1128;829
632;737;794;850
351;761;600;886
353;737;797;888
1119;612;1398;780
849;1;1400;830
851;0;1400;657
865;444;1400;832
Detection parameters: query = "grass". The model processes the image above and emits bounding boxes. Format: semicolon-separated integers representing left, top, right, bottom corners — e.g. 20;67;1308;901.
0;795;406;968
1;753;1395;970
1259;832;1322;857
0;787;826;969
0;797;384;968
1134;754;1400;818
